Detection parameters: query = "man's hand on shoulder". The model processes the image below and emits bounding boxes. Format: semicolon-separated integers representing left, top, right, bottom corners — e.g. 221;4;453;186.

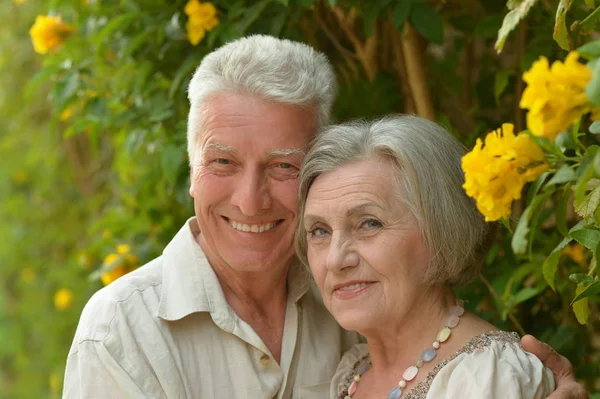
521;335;588;399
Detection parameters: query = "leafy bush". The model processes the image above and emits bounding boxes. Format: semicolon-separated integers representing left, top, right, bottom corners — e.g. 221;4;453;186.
2;0;599;396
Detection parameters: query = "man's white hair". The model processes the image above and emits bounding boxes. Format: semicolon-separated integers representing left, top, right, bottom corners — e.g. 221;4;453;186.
186;35;336;167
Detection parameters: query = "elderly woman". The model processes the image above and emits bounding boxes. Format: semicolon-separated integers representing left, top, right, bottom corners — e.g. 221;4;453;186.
295;115;555;398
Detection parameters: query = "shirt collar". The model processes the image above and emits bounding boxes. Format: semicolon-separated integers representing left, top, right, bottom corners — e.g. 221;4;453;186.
157;217;310;323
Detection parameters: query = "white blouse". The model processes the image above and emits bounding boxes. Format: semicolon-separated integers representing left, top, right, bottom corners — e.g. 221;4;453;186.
331;331;555;399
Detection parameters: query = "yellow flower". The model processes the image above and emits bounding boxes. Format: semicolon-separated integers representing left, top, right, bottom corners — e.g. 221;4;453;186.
101;265;130;286
29;15;73;55
59;105;74;121
49;372;61;393
462;123;549;222
103;252;120;266
184;1;219;45
100;246;138;285
54;288;74;311
116;244;130;254
186;22;206;46
562;243;587;267
12;169;28;184
102;230;112;239
21;268;36;283
13;0;27;4
520;52;599;140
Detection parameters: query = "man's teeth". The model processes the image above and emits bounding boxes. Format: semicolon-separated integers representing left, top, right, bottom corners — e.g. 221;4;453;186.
229;220;278;233
338;282;369;291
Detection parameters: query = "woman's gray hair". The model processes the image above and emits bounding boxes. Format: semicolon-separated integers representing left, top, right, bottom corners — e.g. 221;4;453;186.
295;115;490;285
186;35;336;167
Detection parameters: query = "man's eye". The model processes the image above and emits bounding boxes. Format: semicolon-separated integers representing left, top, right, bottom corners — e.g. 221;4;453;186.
215;158;231;165
278;162;292;169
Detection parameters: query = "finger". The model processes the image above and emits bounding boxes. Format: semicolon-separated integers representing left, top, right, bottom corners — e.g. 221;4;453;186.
521;335;573;379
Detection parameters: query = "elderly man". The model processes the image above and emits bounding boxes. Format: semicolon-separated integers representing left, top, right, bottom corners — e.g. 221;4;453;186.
64;35;587;398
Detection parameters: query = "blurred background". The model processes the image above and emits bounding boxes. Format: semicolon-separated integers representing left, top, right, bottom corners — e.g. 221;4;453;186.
1;0;599;397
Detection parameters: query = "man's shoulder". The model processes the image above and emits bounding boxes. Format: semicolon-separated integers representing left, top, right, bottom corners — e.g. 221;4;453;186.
72;256;165;344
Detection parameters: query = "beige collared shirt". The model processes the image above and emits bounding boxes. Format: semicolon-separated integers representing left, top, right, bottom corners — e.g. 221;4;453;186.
63;218;359;399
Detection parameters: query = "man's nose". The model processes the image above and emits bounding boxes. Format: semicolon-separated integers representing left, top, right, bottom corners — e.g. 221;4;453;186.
231;168;272;216
325;233;359;272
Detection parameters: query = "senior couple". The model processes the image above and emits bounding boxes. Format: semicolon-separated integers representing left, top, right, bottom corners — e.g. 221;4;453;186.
64;36;586;398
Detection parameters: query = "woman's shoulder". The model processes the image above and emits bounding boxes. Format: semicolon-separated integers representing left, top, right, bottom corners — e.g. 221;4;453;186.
330;343;370;399
422;330;555;399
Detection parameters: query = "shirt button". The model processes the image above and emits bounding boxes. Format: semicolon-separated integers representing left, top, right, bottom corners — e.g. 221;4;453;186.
259;354;270;365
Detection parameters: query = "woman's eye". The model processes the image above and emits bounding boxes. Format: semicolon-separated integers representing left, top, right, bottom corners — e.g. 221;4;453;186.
308;227;329;238
278;162;292;169
359;218;382;229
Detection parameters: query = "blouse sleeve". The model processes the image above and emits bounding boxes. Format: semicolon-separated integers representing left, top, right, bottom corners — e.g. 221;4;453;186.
330;344;370;399
426;341;555;399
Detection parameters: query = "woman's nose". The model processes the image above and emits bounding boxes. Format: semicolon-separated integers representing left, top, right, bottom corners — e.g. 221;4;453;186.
325;233;359;272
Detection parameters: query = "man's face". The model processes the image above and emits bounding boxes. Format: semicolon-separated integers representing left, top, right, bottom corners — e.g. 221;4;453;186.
189;93;316;274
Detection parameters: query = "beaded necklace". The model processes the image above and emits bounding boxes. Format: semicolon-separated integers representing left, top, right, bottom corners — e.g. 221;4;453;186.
344;300;465;399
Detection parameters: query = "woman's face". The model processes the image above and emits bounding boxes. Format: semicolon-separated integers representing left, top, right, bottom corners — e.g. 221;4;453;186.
303;156;431;331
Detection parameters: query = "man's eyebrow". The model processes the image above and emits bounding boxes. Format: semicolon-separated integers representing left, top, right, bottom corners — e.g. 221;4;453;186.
203;143;237;154
267;148;305;157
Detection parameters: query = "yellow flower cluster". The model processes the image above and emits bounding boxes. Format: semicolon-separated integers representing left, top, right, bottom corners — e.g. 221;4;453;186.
520;52;599;140
462;123;549;222
54;288;74;311
184;0;219;46
29;15;73;55
101;244;138;286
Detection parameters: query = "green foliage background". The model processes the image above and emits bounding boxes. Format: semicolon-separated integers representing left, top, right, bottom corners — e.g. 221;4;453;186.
1;0;599;397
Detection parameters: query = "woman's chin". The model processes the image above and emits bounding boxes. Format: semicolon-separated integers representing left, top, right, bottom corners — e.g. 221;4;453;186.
333;311;377;333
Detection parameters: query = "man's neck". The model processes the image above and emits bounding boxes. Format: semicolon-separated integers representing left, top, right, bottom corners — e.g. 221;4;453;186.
197;233;290;363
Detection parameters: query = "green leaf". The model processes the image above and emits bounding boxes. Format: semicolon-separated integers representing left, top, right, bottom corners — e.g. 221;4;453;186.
556;185;571;237
569;273;596;285
577;39;600;60
94;13;138;53
494;71;509;104
575;185;600;219
169;54;203;101
510;287;542;306
121;30;153;58
527;172;548;204
554;0;574;51
235;0;272;35
543;237;571;290
571;280;600;303
410;4;444;44
579;5;600;33
512;190;553;255
586;59;600;106
327;0;336;6
570;228;600;249
495;0;539;52
161;144;185;186
547;165;577;186
585;0;596;8
573;295;590;324
590;121;600;134
392;2;411;31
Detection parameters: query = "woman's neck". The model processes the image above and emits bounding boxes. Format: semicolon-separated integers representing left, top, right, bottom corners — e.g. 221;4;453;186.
361;286;456;386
